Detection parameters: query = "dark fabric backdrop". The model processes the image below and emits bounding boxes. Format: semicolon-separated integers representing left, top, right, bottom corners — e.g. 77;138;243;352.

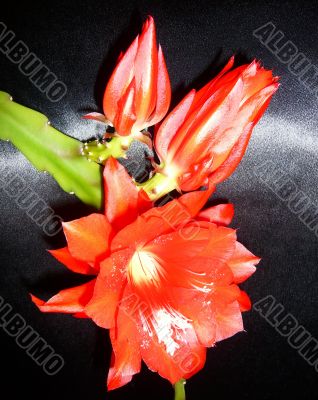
0;1;317;399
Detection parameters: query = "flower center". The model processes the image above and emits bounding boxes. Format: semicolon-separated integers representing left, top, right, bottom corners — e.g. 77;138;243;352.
128;249;163;287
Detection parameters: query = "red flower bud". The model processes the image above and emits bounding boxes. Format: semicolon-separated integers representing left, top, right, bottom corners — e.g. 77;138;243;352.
155;57;279;190
102;16;171;136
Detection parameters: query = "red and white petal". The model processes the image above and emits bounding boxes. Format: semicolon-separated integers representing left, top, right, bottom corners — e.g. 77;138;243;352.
62;214;112;263
103;36;138;122
134;16;157;124
155;90;196;161
113;79;137;135
169;288;216;347
241;60;278;103
210;82;279;172
138;307;206;383
171;77;243;174
31;280;95;314
209;83;279;185
144;223;236;287
144;45;171;129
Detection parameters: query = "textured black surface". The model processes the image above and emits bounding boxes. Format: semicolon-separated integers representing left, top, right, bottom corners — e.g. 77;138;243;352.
1;1;318;399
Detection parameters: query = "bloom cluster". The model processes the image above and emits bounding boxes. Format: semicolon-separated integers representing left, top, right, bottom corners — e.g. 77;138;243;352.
30;16;278;392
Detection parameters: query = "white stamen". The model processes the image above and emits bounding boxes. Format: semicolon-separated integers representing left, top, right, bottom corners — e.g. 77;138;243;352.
153;308;191;356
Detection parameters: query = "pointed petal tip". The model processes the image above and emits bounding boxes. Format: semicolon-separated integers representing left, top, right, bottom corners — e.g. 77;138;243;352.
82;112;107;124
146;15;154;26
142;15;155;35
104;156;118;171
238;290;252;312
254;255;262;265
227;55;235;67
107;371;134;391
48;247;94;275
30;293;45;307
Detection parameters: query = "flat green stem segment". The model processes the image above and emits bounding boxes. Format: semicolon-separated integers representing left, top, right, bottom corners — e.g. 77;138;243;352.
0;91;102;209
174;379;186;400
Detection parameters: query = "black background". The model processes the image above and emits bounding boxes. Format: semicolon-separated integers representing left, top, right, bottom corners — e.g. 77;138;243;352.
1;1;318;399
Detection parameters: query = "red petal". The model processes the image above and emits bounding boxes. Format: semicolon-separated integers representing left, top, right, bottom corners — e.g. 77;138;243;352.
30;280;95;313
178;156;214;191
113;79;137;135
103;158;152;231
215;301;244;342
212;284;241;305
178;185;215;218
145;45;171;128
201;225;237;266
48;247;95;275
209;82;279;185
146;223;236;283
85;250;131;329
227;242;260;283
210;81;278;172
197;203;234;226
170;288;216;347
103;36;138;123
107;295;141;390
241;60;278;102
110;187;213;252
134;16;158;125
73;312;89;318
63;214;112;263
171;77;244;175
237;290;252;312
138;307;206;383
191;56;235;110
155;90;196;161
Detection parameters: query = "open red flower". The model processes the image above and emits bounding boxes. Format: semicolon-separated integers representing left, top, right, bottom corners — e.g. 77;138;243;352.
31;158;260;390
154;56;279;191
84;16;171;136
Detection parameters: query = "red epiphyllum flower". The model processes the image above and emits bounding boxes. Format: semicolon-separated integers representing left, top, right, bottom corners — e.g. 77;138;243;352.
154;56;279;191
84;16;171;136
31;158;260;389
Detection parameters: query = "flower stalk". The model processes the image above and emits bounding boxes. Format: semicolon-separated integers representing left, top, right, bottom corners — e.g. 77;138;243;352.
81;135;133;164
138;171;178;201
174;379;186;400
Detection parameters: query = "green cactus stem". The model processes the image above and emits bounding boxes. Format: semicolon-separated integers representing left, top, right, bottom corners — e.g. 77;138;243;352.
0;91;102;208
